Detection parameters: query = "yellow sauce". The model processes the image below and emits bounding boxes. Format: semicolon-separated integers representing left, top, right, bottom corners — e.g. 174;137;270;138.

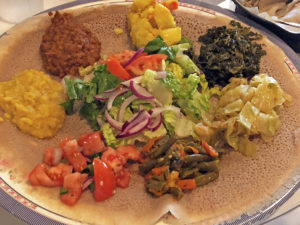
0;69;66;138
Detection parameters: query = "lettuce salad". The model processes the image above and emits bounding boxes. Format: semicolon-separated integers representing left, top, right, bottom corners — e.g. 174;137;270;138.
61;36;219;147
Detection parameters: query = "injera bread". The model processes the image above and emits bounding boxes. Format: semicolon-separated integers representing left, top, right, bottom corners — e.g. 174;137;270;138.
0;3;300;225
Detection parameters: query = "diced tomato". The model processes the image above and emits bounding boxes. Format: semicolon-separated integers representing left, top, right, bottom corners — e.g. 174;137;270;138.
100;50;147;66
44;147;63;166
116;145;141;162
93;158;116;201
78;131;105;156
101;147;125;174
47;163;73;185
28;163;61;187
44;148;55;166
105;57;132;80
60;172;88;206
162;0;179;11
59;136;71;149
125;54;168;76
116;168;130;188
62;139;87;172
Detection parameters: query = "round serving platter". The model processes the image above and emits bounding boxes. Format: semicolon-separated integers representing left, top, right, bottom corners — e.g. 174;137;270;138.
0;1;300;225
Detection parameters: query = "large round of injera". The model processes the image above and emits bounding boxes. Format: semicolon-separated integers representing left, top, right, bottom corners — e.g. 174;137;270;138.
0;2;300;225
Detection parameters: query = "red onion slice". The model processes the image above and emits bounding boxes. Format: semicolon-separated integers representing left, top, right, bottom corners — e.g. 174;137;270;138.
107;87;129;110
82;177;94;190
123;48;144;68
121;76;143;87
130;81;154;100
94;87;126;102
53;147;63;166
149;106;181;118
104;87;118;93
148;113;163;131
122;112;138;131
105;110;124;131
118;95;138;122
94;87;119;101
117;110;151;138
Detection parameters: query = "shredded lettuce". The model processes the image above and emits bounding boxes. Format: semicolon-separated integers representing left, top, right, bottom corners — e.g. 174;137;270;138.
161;72;218;122
61;64;120;130
174;115;196;138
101;123;117;147
163;110;177;135
141;69;173;105
93;65;120;94
165;61;184;80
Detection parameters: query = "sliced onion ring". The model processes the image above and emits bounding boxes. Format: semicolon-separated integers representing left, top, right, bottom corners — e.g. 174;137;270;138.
123;48;144;68
148;113;163;131
118;95;138;122
121;76;143;87
107;87;129;110
52;147;63;166
117;110;151;138
82;178;94;190
105;110;123;131
149;105;181;118
130;80;154;100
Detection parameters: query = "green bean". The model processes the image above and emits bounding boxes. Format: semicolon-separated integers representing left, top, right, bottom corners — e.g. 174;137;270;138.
182;154;211;164
139;159;156;175
179;168;199;179
163;168;170;179
145;179;166;192
156;156;171;167
197;160;220;172
152;175;165;182
147;136;169;157
150;136;177;159
195;172;219;187
169;186;183;199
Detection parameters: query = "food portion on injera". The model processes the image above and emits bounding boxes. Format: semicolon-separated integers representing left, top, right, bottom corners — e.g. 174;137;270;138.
0;3;300;225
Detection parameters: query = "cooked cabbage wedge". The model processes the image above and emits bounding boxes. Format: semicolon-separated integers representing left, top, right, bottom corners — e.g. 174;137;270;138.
207;74;291;156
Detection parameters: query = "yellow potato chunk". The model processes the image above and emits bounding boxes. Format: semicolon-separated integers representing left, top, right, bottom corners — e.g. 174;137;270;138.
131;0;155;12
130;18;159;48
154;3;176;29
128;0;182;48
160;27;182;46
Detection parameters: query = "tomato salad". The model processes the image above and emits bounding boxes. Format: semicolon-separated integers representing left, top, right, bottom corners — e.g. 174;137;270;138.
29;131;141;205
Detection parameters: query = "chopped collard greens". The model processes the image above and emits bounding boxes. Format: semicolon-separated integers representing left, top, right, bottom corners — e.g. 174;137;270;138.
198;20;266;87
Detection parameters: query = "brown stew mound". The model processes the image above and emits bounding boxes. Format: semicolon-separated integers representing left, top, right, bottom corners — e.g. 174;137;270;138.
40;11;101;77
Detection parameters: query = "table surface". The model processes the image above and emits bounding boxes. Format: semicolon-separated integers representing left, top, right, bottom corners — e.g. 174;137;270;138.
0;0;299;225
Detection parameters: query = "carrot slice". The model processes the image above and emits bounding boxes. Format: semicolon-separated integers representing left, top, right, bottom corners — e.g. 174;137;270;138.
143;136;163;153
151;166;169;176
201;140;219;157
186;146;199;154
162;0;179;11
176;179;197;190
105;57;132;80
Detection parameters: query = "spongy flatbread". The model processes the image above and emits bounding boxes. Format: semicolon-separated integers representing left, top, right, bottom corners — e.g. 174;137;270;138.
0;3;300;225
